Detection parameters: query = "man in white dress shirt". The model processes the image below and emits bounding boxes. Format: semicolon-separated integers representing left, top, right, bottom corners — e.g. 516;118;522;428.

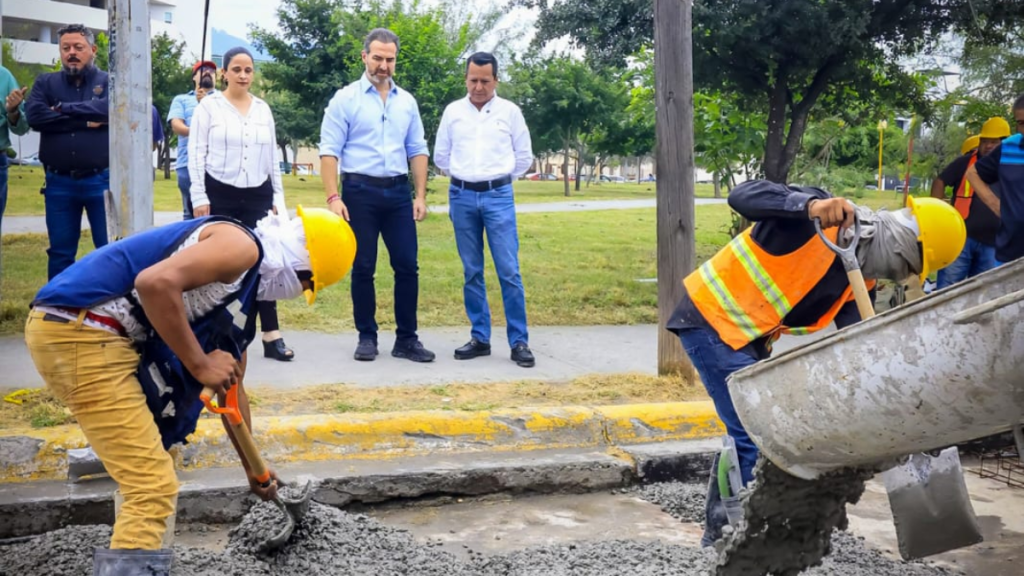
434;52;535;367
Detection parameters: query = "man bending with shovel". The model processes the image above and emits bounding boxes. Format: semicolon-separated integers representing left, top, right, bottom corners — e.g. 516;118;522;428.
25;207;355;575
666;180;965;547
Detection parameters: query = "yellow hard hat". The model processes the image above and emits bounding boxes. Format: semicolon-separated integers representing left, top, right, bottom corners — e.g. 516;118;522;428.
296;205;357;305
906;196;966;280
960;135;980;155
978;117;1011;140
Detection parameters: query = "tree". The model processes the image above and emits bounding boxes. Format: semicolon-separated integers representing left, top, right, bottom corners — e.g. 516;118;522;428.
252;0;502;150
263;89;322;171
508;56;625;196
522;0;1017;183
151;33;192;178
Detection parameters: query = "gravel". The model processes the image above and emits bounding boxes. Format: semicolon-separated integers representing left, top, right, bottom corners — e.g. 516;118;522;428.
0;478;965;576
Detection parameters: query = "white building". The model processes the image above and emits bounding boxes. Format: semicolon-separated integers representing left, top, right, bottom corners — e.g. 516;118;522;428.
2;0;207;67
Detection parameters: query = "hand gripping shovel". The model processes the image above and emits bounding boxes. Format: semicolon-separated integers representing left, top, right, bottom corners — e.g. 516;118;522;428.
201;385;312;553
815;213;983;560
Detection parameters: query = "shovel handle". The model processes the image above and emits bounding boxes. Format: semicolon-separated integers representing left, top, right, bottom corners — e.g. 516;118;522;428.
200;386;272;486
847;269;876;320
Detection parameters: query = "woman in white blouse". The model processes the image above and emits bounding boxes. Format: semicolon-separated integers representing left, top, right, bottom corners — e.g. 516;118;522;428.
188;46;295;361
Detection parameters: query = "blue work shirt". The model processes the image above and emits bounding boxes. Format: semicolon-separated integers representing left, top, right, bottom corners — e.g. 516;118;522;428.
318;74;429;177
167;90;215;169
25;66;109;173
975;134;1024;263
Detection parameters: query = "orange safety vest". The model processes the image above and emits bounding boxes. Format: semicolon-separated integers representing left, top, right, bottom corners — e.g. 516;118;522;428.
952;152;978;219
683;226;876;351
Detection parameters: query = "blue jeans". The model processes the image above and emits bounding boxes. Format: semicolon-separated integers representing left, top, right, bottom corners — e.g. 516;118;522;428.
44;170;110;280
0;155;8;232
676;325;759;485
342;179;419;344
936;237;1001;289
176;167;193;220
449;183;528;347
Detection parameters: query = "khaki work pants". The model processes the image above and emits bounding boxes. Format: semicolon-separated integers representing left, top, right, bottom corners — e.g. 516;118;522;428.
25;310;178;549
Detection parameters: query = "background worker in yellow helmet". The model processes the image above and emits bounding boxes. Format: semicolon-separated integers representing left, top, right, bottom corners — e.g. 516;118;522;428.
930;117;1011;288
966;94;1024;266
24;207;356;576
665;180;965;548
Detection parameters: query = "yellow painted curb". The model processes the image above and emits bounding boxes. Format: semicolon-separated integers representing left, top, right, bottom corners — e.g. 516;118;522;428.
0;401;724;482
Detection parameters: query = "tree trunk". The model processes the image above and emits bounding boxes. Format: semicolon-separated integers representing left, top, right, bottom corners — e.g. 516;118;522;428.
574;154;582;192
562;141;571;197
761;80;790;183
713;172;721;198
654;0;696;379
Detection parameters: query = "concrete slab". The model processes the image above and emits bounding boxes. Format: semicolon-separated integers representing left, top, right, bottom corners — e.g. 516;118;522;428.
1;324;825;391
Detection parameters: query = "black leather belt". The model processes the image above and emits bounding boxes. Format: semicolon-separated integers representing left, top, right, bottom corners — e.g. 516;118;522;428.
451;175;512;192
46;167;106;180
342;173;409;188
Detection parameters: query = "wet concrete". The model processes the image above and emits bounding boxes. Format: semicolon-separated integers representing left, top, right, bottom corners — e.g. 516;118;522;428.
4;472;1020;575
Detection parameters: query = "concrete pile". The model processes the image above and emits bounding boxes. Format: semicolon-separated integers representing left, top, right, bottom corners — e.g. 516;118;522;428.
0;480;964;576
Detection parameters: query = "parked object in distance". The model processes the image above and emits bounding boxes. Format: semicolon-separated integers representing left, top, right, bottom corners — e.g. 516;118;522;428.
526;173;558;181
600;174;626;183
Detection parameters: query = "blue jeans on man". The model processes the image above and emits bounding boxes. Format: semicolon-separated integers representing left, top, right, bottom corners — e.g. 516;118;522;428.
176;167;193;220
676;325;759;486
43;170;109;280
342;178;419;344
448;182;529;348
936;237;1000;289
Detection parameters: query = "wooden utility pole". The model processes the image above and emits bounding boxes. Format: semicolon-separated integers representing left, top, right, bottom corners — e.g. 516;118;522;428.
654;0;696;378
108;0;154;238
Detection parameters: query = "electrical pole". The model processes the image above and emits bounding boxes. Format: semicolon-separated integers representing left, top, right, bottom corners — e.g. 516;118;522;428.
654;0;696;378
108;0;154;238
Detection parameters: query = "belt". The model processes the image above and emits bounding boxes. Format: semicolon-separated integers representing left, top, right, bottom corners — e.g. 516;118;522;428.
451;175;512;192
37;306;127;337
342;173;409;188
46;167;106;180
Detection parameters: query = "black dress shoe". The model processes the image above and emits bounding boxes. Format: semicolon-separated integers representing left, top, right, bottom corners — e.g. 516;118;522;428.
354;340;379;361
392;340;436;363
511;343;535;368
454;338;491;360
263;338;294;361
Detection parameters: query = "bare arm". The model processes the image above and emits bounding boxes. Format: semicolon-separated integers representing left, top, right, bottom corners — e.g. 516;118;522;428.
170;118;189;137
410;154;428;222
966;164;999;215
930;177;947;199
134;224;259;392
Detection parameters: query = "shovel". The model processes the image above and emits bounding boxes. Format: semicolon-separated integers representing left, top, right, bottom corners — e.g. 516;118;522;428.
201;384;312;553
815;213;983;560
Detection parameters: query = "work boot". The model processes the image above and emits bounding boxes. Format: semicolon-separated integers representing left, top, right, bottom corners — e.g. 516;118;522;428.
454;338;491;360
392;340;436;363
511;343;535;368
93;548;172;576
701;453;730;548
354;339;378;362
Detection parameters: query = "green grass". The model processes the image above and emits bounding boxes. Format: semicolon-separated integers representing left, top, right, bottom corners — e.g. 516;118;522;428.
0;204;734;335
1;165;720;216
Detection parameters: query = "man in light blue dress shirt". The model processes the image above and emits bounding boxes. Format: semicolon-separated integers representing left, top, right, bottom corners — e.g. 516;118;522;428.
319;28;434;363
167;60;217;220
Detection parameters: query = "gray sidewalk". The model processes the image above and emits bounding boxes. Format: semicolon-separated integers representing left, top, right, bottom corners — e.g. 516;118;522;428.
1;198;726;235
0;323;824;391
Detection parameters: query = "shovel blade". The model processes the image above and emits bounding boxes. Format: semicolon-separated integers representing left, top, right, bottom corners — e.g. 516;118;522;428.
882;447;983;560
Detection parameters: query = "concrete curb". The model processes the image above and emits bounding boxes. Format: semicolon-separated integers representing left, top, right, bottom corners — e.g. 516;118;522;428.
0;440;721;540
0;401;723;483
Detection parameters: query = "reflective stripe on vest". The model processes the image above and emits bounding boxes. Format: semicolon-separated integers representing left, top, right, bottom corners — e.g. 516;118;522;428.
953;152;978;219
684;225;873;350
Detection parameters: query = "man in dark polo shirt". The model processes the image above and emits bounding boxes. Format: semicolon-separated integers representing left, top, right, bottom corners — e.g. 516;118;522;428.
24;23;110;280
967;95;1024;266
930;118;1009;288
